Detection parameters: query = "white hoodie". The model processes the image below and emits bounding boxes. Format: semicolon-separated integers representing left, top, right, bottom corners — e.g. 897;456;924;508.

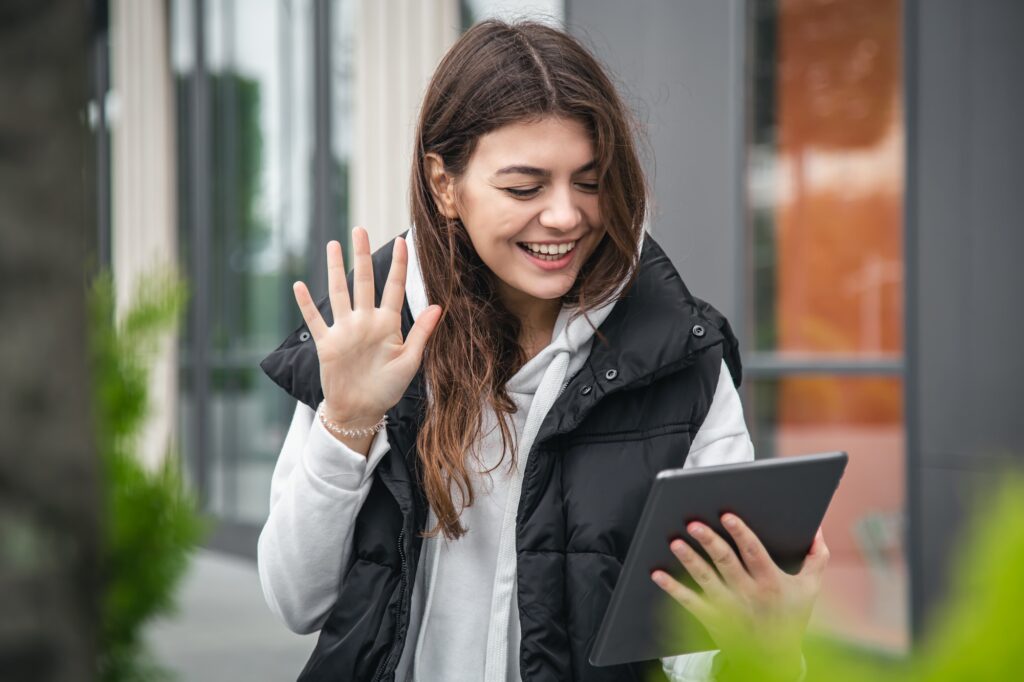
257;224;758;681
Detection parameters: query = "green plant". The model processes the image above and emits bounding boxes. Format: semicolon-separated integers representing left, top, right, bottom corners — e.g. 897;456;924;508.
902;469;1024;681
88;266;209;682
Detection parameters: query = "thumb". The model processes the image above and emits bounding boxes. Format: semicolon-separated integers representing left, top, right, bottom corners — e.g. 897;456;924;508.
400;304;443;368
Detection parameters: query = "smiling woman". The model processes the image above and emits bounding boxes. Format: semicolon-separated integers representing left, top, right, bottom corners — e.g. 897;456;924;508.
257;17;821;682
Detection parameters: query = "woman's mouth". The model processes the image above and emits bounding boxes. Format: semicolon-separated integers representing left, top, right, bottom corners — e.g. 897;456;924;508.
516;239;578;269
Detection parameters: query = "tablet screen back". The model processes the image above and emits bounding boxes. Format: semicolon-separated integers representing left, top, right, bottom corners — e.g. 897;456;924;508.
588;451;847;667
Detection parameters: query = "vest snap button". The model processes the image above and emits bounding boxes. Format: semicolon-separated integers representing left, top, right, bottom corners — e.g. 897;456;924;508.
299;330;311;342
604;369;618;380
691;324;705;338
580;385;593;395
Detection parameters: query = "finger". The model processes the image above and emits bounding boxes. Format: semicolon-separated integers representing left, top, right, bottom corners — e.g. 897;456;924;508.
380;236;408;314
688;520;756;593
326;240;352;323
292;280;329;341
720;513;777;581
669;537;731;605
352;226;375;311
651;570;714;624
398;304;443;370
799;527;831;578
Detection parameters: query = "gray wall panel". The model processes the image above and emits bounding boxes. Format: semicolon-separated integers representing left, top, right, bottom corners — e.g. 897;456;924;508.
909;0;1024;634
964;0;1024;456
914;0;1024;463
914;0;970;459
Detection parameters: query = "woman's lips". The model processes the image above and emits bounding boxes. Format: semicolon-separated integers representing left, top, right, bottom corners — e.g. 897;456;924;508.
516;242;576;270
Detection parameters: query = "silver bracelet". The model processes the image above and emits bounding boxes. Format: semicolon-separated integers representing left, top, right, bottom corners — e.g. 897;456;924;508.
317;401;388;438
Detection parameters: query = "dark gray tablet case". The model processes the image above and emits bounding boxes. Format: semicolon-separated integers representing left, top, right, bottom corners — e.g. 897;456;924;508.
588;451;848;667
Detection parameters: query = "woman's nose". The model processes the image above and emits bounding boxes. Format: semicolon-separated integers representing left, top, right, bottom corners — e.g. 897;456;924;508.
539;184;582;230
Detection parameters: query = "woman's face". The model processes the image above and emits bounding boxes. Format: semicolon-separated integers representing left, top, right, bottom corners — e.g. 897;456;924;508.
429;116;604;324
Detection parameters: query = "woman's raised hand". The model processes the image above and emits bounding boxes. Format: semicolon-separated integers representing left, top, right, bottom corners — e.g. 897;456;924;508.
291;226;443;425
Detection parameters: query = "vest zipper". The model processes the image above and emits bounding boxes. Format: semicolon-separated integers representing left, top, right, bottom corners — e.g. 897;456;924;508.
373;526;409;682
558;365;584;398
373;368;579;681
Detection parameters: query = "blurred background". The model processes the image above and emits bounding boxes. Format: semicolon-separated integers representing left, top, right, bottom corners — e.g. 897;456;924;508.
5;0;1021;679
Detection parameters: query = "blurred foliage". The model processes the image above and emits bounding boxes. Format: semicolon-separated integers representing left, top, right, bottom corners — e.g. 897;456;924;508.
88;267;209;682
801;470;1024;682
653;470;1024;681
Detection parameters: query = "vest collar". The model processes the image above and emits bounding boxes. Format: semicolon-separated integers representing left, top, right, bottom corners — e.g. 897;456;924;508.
538;233;742;439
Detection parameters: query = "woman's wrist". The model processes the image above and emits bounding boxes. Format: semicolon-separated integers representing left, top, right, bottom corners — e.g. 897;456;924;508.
318;401;387;439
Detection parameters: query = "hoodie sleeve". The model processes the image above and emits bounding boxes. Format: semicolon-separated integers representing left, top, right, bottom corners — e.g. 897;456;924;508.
683;358;755;470
257;400;391;634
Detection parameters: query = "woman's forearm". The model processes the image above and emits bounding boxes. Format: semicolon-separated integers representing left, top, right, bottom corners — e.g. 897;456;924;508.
257;401;390;633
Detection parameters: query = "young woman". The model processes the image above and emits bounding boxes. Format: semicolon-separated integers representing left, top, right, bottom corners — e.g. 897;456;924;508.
258;18;828;682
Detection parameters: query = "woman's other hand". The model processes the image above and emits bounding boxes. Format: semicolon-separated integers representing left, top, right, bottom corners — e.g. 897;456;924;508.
291;226;444;424
651;514;830;681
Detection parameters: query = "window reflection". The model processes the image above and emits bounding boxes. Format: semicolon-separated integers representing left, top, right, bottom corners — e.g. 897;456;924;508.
749;0;903;361
208;0;316;523
746;0;907;652
175;0;348;525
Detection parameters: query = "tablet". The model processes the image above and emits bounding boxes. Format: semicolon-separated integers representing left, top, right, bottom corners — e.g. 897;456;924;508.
588;450;848;667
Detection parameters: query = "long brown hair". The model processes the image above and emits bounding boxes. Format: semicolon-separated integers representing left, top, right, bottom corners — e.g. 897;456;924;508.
410;19;649;540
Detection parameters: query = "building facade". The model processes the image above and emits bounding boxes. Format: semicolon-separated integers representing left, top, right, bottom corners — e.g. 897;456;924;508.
92;0;1024;659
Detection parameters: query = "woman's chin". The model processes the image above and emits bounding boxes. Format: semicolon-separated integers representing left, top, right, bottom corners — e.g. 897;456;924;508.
498;278;571;306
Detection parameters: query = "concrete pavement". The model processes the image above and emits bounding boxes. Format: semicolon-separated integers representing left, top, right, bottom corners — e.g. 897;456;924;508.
144;550;316;681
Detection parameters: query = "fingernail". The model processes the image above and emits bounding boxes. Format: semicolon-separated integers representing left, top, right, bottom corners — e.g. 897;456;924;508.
651;571;665;584
723;515;737;528
688;523;703;536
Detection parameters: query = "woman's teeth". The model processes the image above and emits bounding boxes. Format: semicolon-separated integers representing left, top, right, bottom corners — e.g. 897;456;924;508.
518;240;577;257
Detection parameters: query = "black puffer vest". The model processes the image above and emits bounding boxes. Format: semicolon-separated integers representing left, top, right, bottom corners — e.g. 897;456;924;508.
260;231;742;681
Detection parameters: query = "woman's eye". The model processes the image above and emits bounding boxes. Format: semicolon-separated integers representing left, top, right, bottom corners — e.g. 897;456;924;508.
502;183;598;198
504;187;541;198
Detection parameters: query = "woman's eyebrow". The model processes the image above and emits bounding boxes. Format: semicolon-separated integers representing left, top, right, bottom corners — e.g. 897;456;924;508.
493;159;597;178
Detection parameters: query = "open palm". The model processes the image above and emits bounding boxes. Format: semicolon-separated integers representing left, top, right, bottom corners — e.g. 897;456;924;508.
291;226;443;425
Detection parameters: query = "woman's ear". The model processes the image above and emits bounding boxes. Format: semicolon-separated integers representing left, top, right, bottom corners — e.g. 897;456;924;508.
424;152;459;220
